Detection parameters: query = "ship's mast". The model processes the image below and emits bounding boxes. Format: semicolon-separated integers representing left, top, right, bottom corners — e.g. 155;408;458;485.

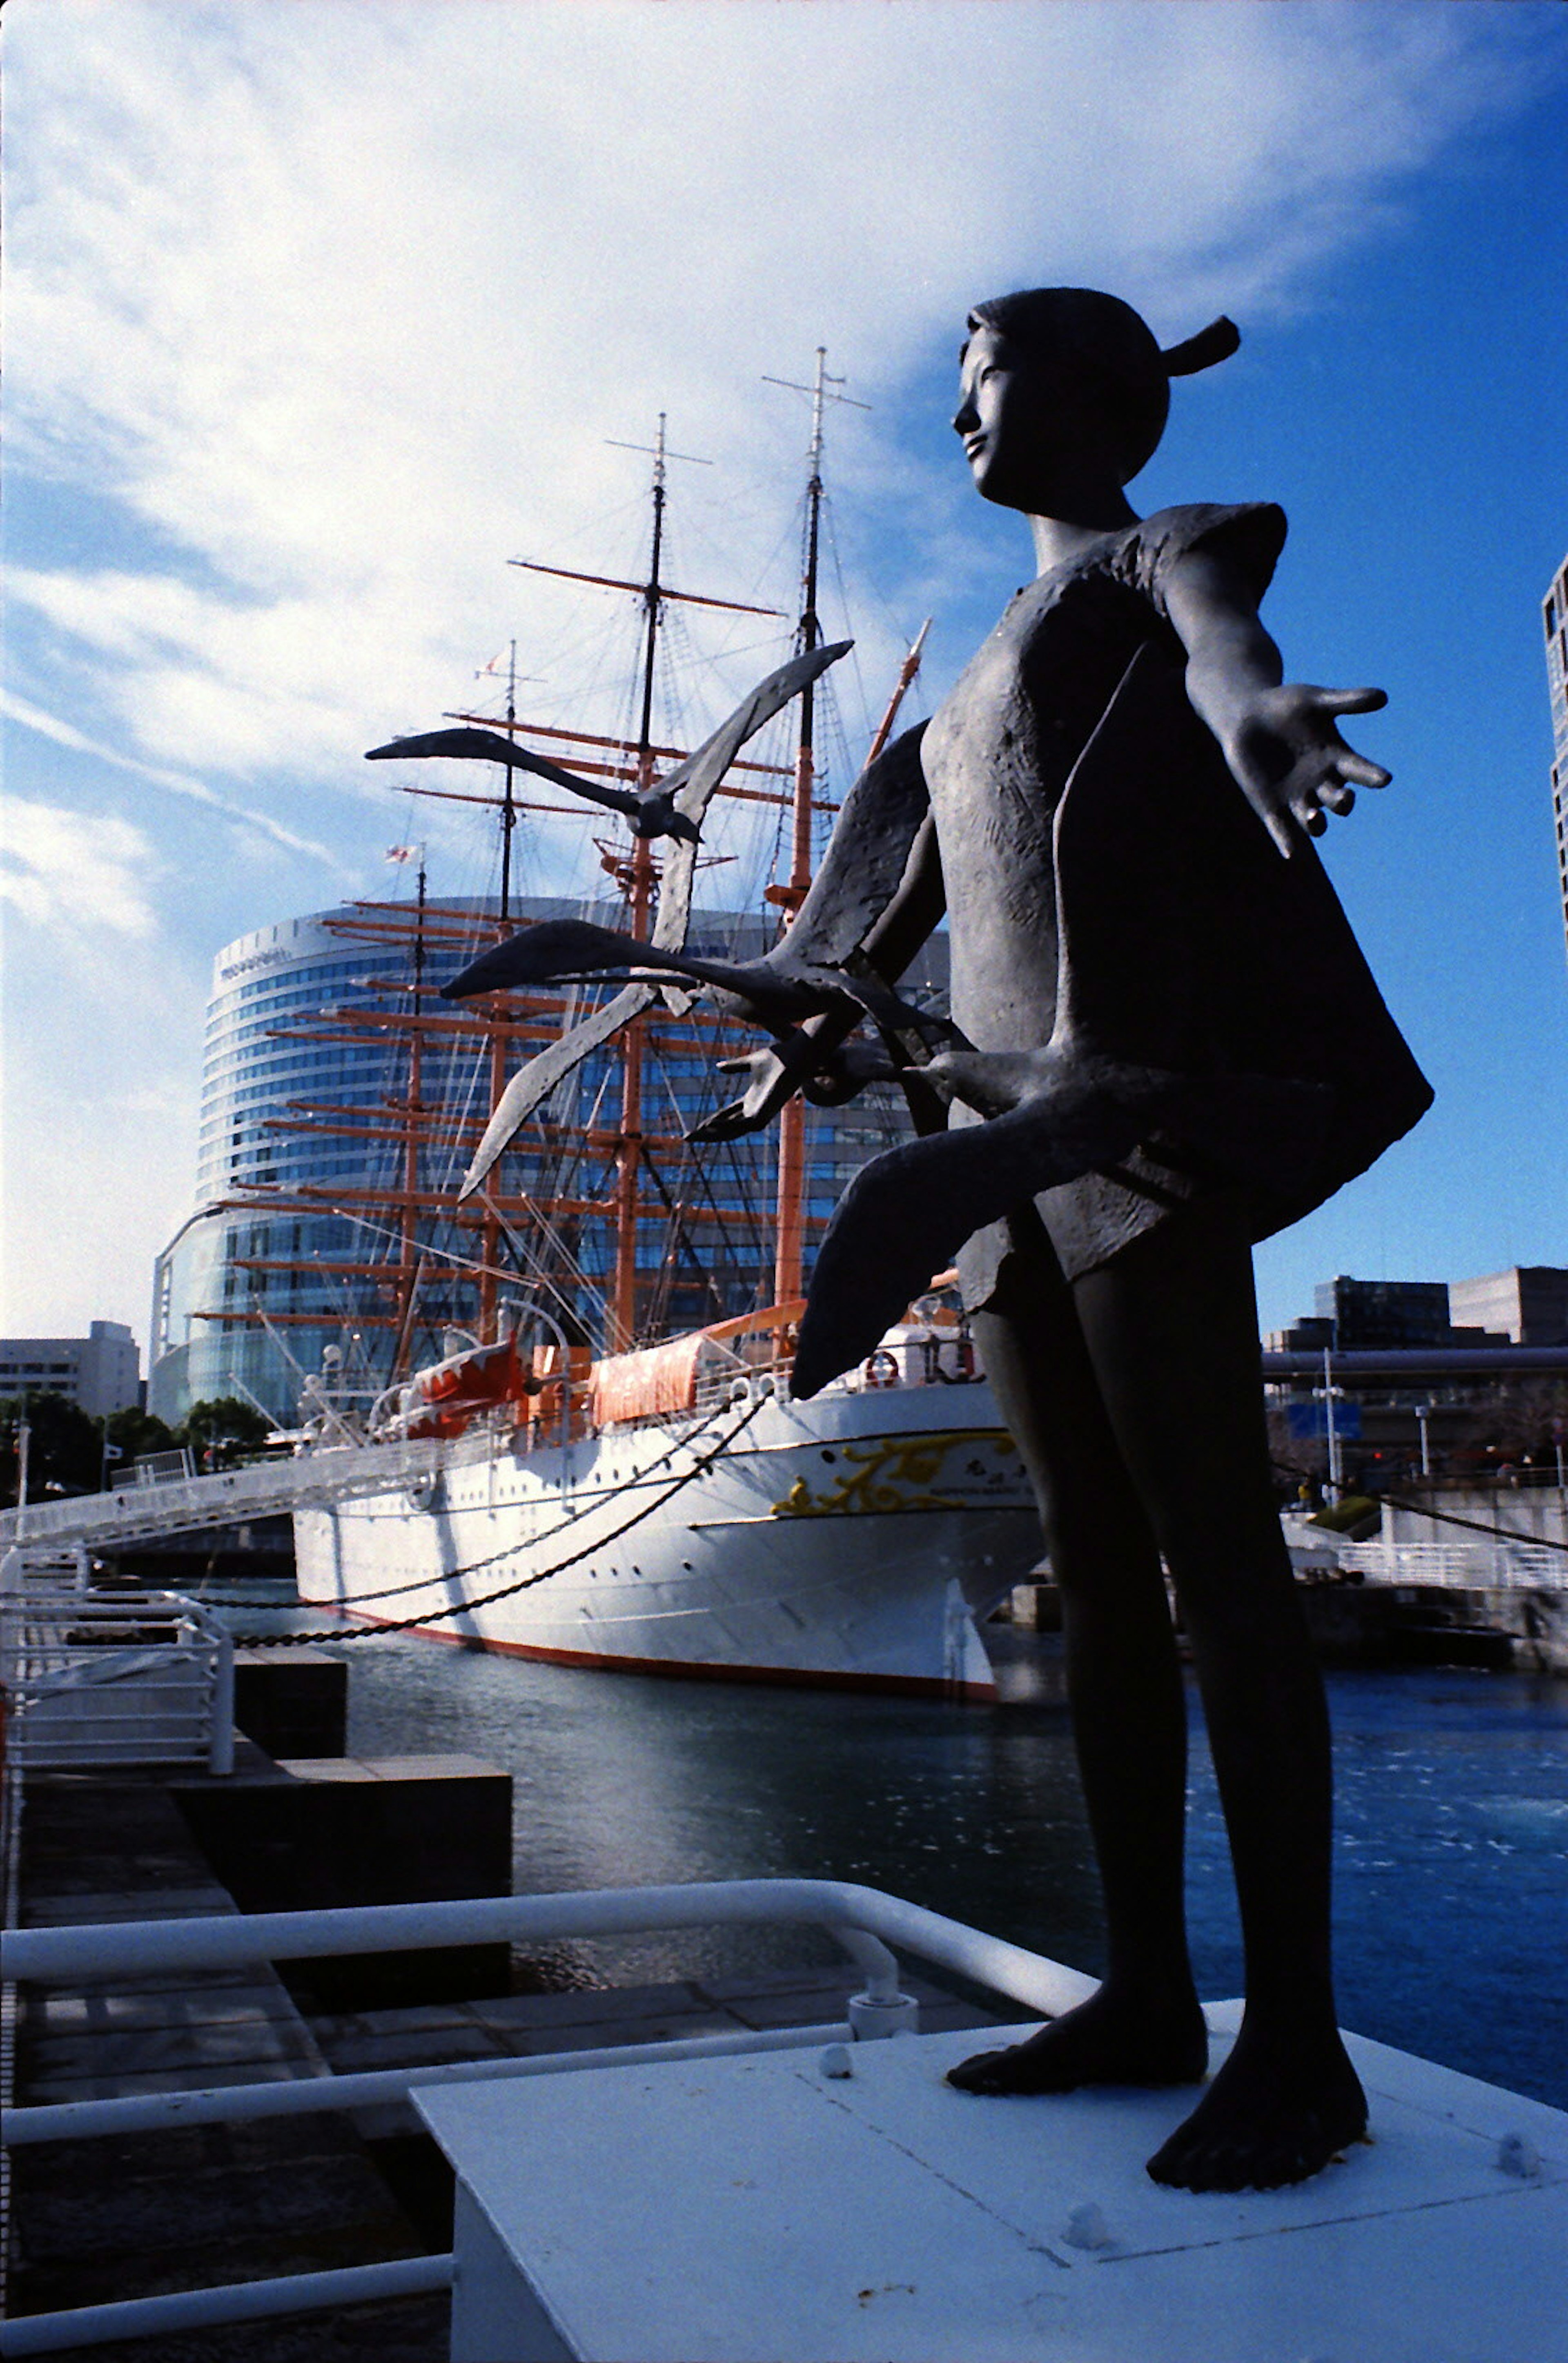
377;442;793;1357
273;402;917;1370
764;349;869;1307
470;646;524;1329
517;415;771;1351
499;641;519;923
392;849;428;1375
610;416;671;1352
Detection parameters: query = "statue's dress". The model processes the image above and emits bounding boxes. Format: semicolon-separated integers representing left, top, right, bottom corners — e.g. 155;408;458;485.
917;501;1432;1306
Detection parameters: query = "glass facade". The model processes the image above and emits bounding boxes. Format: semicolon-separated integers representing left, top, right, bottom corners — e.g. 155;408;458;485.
1309;1275;1455;1352
149;897;946;1426
1545;553;1568;967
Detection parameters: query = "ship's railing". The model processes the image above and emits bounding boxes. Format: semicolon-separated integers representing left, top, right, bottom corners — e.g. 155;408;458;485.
691;1320;985;1415
1336;1538;1568;1592
0;1877;1092;2356
840;1325;981;1391
0;1577;234;1775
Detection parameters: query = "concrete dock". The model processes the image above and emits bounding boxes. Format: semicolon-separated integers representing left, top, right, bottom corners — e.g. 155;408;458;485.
2;1755;1000;2358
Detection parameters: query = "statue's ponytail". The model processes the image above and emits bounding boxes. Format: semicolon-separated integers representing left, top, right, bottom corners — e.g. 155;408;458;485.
1160;317;1241;378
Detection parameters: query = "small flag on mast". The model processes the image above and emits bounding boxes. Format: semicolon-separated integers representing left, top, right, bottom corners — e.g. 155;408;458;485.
385;845;417;864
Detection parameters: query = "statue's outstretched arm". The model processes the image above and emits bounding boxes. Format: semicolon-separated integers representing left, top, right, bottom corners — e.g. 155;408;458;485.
1164;548;1390;859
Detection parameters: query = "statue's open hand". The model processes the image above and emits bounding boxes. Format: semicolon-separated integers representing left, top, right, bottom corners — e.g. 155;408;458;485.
686;1044;804;1143
1225;683;1389;858
688;1033;889;1143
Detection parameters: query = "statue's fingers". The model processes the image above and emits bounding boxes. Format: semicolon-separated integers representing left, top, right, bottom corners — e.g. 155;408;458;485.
686;1098;749;1142
1288;776;1329;834
1319;780;1356;817
1316;684;1387;716
1336;752;1390;789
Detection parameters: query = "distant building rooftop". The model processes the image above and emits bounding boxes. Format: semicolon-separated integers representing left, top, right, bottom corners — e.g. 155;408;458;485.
0;1321;142;1418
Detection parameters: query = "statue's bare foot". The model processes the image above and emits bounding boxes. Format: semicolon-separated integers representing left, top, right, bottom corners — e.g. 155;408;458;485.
946;1985;1208;2097
1147;2021;1368;2192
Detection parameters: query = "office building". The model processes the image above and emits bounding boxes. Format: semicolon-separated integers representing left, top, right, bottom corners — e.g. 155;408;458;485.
1302;1275;1457;1352
0;1321;141;1418
1268;1268;1568;1363
1546;551;1568;964
1449;1266;1568;1349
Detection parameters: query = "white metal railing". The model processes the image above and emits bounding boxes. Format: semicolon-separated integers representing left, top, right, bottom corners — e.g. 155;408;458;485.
0;1877;1094;2016
1338;1538;1568;1591
0;1878;1091;2355
130;1447;198;1486
0;1584;234;1774
0;2261;456;2359
0;1434;454;1552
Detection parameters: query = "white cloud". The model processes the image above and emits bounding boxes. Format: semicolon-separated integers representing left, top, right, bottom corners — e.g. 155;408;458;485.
0;688;349;867
5;0;1537;795
0;1020;200;1340
0;793;158;937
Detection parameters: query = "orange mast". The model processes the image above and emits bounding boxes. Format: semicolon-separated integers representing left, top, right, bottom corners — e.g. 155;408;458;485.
766;352;881;1307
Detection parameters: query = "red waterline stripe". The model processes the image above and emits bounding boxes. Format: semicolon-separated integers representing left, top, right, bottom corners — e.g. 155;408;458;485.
313;1602;996;1702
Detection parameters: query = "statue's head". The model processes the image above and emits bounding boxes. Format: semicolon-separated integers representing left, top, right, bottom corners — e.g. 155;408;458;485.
955;287;1238;505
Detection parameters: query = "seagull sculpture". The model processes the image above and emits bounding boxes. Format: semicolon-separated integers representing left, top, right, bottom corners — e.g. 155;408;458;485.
421;638;852;1198
366;727;700;843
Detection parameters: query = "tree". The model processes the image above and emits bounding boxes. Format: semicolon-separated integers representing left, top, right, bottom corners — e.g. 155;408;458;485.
105;1404;178;1464
176;1396;274;1468
0;1389;102;1503
1448;1379;1568;1479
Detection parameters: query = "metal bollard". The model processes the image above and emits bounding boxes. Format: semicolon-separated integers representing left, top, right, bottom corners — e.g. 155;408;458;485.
846;1989;920;2039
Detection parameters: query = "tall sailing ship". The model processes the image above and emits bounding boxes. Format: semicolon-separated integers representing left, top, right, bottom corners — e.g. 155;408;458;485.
262;362;1039;1695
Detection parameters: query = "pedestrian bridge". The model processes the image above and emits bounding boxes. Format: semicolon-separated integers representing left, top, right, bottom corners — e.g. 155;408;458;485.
0;1438;447;1556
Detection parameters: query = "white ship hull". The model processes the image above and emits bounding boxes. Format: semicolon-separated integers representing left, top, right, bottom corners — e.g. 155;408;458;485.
294;1378;1039;1700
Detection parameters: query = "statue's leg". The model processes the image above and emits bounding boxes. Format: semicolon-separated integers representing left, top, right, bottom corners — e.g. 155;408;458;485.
947;1223;1207;2098
1072;1194;1367;2191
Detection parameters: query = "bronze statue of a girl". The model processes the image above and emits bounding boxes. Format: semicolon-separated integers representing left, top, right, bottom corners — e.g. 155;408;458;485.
452;286;1432;2193
704;287;1432;2193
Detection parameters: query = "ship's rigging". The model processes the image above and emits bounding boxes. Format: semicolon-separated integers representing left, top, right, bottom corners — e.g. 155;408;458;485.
194;361;927;1394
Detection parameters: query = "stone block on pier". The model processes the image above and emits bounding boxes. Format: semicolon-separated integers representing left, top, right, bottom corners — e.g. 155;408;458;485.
172;1752;514;2007
232;1644;349;1757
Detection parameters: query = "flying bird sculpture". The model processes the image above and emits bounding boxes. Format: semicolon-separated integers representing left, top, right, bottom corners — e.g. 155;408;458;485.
423;638;852;1198
366;726;701;843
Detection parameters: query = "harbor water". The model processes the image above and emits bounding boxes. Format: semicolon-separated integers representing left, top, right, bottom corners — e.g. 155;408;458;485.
226;1589;1568;2114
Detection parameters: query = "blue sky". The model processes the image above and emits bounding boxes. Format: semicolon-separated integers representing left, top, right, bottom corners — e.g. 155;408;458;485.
3;0;1565;1354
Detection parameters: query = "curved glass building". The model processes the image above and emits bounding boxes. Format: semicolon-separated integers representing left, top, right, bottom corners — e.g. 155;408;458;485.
149;896;944;1427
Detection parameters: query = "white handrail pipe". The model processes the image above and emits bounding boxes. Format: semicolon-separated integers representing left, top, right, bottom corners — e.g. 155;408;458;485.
6;2017;857;2147
0;2256;455;2358
0;1875;1096;2019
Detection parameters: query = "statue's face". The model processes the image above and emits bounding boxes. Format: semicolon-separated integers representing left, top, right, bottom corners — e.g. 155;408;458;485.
953;322;1102;510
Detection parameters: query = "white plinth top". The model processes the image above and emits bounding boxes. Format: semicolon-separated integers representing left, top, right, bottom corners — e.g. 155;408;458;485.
418;2008;1568;2363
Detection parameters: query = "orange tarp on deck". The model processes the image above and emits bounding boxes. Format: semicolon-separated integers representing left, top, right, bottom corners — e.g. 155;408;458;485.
588;1328;749;1426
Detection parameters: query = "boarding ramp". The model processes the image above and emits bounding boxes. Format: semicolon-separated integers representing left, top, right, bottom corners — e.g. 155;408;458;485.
0;1435;451;1556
